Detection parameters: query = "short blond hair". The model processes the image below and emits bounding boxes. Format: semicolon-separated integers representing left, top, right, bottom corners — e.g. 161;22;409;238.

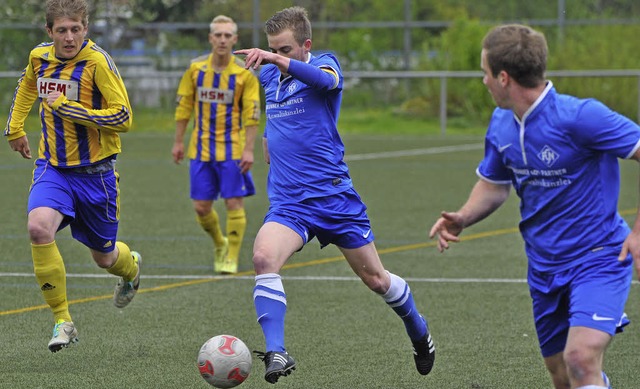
210;15;237;34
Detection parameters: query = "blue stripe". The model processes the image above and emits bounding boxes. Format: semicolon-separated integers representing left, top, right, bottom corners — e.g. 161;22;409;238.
210;73;221;161
38;60;52;160
225;74;236;160
254;285;286;299
90;44;119;76
195;71;205;160
71;61;91;164
388;283;409;306
4;69;27;136
51;63;67;165
58;105;130;125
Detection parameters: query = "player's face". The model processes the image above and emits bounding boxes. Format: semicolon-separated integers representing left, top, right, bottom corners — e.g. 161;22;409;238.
47;17;87;60
209;22;237;56
267;29;310;64
481;49;508;108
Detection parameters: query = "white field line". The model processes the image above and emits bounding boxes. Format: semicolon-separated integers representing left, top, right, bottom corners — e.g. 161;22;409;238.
0;273;637;285
345;143;483;161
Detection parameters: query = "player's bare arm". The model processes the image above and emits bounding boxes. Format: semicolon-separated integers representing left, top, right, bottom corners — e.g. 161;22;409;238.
239;124;257;174
429;179;510;252
618;146;640;278
8;136;32;159
234;48;290;73
172;119;189;164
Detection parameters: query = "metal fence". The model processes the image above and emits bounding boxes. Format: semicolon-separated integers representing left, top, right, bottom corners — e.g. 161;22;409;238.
2;69;639;134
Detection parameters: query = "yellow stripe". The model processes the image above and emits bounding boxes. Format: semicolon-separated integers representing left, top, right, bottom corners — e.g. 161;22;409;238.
1;208;636;317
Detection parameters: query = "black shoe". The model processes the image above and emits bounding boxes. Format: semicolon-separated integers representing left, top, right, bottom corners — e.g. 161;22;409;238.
254;350;297;384
412;323;435;375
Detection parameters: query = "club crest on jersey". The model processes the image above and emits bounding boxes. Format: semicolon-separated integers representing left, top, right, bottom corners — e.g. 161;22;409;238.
37;77;79;101
197;87;234;104
287;82;298;94
537;145;559;167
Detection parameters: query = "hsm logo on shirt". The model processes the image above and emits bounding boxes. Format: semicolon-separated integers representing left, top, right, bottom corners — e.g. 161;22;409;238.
37;78;79;101
197;87;234;104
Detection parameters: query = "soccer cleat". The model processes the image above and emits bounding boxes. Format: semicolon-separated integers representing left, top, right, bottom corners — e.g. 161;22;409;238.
412;318;435;375
218;257;238;274
255;350;296;384
113;251;142;308
213;237;229;273
48;320;78;353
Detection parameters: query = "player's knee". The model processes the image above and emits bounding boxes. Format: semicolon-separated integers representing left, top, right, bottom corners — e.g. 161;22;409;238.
563;347;598;381
362;273;387;294
27;219;55;244
252;249;272;272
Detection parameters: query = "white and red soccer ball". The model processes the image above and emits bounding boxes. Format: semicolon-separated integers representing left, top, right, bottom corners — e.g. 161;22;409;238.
197;335;252;388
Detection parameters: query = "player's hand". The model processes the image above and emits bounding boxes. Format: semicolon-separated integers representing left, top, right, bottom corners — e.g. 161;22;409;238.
172;142;184;164
46;91;63;107
8;135;32;159
238;150;254;174
429;211;464;253
619;229;640;280
234;48;276;70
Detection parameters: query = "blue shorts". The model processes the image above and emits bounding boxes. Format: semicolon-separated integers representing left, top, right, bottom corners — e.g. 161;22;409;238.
529;252;632;357
264;188;375;249
28;159;119;253
189;159;255;200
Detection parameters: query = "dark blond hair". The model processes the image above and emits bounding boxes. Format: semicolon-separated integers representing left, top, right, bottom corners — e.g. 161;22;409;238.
264;6;311;46
45;0;89;29
482;24;547;88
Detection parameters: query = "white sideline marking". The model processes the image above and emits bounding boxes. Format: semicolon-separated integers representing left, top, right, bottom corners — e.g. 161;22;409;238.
345;143;483;161
0;272;637;285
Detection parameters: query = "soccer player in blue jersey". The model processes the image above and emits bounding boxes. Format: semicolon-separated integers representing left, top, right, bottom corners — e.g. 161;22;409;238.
429;24;640;389
4;0;141;353
173;15;260;274
235;6;435;384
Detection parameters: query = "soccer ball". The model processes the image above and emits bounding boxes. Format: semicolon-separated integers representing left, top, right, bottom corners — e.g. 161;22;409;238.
197;335;252;388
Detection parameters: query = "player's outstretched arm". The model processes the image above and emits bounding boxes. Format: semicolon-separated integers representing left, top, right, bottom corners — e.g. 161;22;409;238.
234;48;289;73
429;179;510;253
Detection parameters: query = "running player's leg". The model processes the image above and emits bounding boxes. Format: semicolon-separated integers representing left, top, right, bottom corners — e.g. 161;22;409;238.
191;160;226;271
252;221;303;383
28;162;77;351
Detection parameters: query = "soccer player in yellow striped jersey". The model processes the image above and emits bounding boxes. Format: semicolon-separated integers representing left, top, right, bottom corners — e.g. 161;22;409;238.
4;0;141;353
173;15;261;274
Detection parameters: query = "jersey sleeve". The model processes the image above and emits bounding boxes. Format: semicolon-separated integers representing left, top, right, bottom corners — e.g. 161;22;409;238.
570;99;640;159
4;61;39;140
476;116;513;184
287;56;342;92
174;66;195;121
241;72;261;127
50;57;132;133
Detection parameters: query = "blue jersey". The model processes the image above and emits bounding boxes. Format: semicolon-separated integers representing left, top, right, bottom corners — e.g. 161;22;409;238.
478;82;640;272
260;53;352;205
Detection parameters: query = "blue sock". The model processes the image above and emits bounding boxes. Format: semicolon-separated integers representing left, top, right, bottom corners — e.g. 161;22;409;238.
382;272;427;341
253;273;287;352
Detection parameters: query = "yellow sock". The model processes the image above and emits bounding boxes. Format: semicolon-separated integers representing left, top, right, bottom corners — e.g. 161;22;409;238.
197;210;224;247
226;208;246;262
32;242;71;323
106;242;138;281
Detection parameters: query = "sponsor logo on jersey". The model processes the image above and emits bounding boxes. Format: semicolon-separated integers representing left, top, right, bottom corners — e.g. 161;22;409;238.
37;77;79;101
537;145;559;167
197;87;234;104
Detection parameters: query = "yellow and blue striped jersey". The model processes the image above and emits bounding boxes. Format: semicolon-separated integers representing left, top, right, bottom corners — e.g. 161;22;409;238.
175;54;260;162
4;39;132;167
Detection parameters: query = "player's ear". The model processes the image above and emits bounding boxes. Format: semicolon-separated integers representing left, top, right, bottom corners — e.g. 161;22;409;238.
303;39;312;52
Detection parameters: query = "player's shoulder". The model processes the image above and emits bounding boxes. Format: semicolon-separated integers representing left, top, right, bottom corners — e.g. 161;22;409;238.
29;42;53;59
311;52;341;68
